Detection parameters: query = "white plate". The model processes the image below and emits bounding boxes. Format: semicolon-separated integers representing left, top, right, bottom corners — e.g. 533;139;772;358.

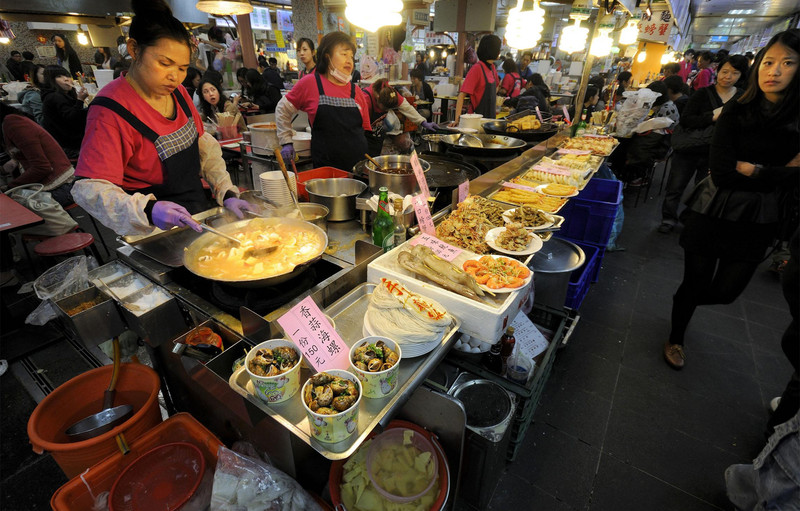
485;227;544;256
533;184;579;198
502;208;560;231
363;313;441;357
462;254;534;293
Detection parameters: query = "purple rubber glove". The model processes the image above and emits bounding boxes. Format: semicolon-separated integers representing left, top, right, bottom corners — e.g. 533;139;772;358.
151;201;202;232
421;121;439;132
223;197;256;219
280;143;295;162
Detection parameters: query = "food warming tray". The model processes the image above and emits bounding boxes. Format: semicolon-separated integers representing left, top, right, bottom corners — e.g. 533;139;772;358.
227;282;461;460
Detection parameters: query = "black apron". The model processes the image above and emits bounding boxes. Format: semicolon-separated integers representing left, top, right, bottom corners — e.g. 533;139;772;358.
311;72;369;171
90;91;210;214
474;62;498;119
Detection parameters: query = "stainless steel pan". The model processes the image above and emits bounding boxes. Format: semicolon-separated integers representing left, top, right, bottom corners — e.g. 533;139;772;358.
438;133;527;156
182;217;328;288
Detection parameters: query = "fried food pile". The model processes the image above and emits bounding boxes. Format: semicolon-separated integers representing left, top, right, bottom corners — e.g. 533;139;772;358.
435;195;505;254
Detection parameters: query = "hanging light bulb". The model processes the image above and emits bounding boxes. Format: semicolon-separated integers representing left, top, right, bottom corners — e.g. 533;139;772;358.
0;37;9;44
637;43;648;63
559;10;590;54
619;19;639;46
505;0;545;50
661;51;672;65
345;0;403;33
76;26;89;46
589;27;613;57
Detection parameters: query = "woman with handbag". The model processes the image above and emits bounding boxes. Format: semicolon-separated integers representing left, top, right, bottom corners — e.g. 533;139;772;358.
658;54;750;233
662;30;800;369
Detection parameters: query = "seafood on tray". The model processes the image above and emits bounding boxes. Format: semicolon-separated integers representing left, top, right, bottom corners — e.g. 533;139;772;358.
248;345;300;377
495;222;534;251
463;255;531;289
352;339;400;372
397;245;485;301
435;195;506;254
303;372;359;414
503;205;554;228
366;278;452;344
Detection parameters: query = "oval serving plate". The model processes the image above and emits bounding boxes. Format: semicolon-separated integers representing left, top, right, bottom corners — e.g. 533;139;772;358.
485;227;544;256
463;253;534;293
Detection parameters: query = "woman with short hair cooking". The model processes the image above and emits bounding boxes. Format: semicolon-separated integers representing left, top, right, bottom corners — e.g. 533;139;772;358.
71;0;252;236
276;31;370;172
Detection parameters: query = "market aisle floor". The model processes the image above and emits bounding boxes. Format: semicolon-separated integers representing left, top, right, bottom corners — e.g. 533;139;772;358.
477;183;792;511
0;182;792;510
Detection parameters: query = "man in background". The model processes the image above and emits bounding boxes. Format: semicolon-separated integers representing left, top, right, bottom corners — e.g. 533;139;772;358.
5;51;23;81
262;57;284;90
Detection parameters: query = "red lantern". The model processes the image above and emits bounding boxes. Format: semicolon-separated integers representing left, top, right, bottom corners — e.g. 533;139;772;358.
37;34;48;44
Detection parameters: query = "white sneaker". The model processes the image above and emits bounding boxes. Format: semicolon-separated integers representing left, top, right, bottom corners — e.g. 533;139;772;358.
770;397;782;412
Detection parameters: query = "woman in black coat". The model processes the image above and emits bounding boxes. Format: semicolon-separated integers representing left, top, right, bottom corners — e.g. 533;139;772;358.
662;30;800;369
40;65;88;159
52;34;83;78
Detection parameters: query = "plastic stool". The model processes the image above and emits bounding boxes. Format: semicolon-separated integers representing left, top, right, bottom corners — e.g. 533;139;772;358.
33;232;102;264
63;203;111;258
432;111;442;125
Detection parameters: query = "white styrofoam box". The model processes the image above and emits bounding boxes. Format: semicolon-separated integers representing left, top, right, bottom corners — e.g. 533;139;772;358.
367;237;531;342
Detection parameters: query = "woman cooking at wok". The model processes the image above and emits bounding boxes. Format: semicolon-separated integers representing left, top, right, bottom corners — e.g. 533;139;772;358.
275;32;371;172
71;0;253;236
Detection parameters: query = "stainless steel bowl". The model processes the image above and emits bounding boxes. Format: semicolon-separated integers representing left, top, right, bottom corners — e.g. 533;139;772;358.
297;203;329;233
305;178;367;221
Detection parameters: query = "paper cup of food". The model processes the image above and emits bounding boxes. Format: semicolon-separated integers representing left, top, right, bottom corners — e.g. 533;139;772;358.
245;339;302;404
301;369;362;443
349;337;402;398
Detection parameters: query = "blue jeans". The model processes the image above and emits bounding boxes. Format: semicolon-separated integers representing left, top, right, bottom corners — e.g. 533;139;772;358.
725;411;800;510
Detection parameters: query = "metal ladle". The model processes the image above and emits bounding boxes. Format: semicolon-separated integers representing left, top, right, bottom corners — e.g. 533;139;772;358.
457;133;484;148
65;337;134;441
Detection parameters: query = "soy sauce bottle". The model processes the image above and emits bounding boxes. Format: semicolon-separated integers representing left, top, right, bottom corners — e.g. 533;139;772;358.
499;327;516;376
482;342;503;374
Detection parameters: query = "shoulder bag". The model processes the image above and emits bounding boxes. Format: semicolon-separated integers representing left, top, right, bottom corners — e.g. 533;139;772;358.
671;88;722;152
5;183;78;236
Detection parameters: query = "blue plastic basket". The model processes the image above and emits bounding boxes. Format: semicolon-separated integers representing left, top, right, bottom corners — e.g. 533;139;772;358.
558;178;623;246
563;240;600;309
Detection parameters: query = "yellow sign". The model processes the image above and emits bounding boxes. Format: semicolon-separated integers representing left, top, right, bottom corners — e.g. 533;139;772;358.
275;30;285;48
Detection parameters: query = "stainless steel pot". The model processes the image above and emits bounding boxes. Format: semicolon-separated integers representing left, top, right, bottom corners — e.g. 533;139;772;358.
352;155;431;195
304;178;366;221
296;203;329;233
421;134;445;153
530;238;585;309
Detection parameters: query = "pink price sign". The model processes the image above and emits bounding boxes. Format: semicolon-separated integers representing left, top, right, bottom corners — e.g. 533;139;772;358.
458;180;470;203
534;106;543;123
276;296;350;372
412;194;435;235
410;151;431;199
502;181;539;194
557;149;592;155
562;105;571;124
408;233;463;261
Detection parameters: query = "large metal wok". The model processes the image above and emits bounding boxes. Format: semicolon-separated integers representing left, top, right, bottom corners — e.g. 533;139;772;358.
482;120;559;142
183;217;328;288
439;133;527;156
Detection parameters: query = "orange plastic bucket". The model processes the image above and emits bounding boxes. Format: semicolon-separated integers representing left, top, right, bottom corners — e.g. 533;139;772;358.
27;363;162;478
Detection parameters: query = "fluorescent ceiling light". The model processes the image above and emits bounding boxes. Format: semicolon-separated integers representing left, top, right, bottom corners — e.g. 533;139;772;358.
540;1;561;6
729;9;755;15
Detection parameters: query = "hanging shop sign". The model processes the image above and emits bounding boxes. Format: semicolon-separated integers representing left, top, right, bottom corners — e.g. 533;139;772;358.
276;9;294;32
638;9;672;44
250;6;272;31
263;44;288;53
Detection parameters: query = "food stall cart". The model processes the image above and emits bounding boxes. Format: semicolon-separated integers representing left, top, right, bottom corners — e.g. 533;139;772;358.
46;125;623;509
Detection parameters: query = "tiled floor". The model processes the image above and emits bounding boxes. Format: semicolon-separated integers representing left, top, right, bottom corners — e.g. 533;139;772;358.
0;180;792;510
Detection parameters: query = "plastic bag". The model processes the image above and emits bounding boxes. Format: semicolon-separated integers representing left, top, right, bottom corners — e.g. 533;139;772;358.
615;89;661;138
633;116;674;134
210;446;322;511
26;256;91;325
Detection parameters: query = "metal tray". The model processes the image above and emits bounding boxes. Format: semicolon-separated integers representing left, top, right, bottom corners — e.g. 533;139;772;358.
227;282;461;460
486;188;569;214
54;286;127;348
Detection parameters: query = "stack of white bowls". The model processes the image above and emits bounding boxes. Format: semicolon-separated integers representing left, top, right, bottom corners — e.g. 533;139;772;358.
259;171;297;207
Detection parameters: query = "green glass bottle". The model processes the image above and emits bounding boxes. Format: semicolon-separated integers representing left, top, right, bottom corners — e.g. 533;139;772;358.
372;187;395;252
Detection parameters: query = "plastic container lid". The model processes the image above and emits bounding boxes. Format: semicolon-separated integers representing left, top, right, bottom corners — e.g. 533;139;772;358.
109;442;205;511
530;238;585;274
366;428;439;504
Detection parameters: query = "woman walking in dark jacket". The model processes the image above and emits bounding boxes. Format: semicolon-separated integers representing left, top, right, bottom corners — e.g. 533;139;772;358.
52;34;83;78
659;54;750;232
40;65;88;159
662;30;800;369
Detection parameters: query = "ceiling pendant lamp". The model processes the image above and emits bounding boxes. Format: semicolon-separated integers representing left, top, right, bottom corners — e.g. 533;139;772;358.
195;0;253;16
345;0;403;33
619;19;639;45
76;25;89;46
505;0;545;50
660;51;673;65
589;27;613;57
559;9;590;54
